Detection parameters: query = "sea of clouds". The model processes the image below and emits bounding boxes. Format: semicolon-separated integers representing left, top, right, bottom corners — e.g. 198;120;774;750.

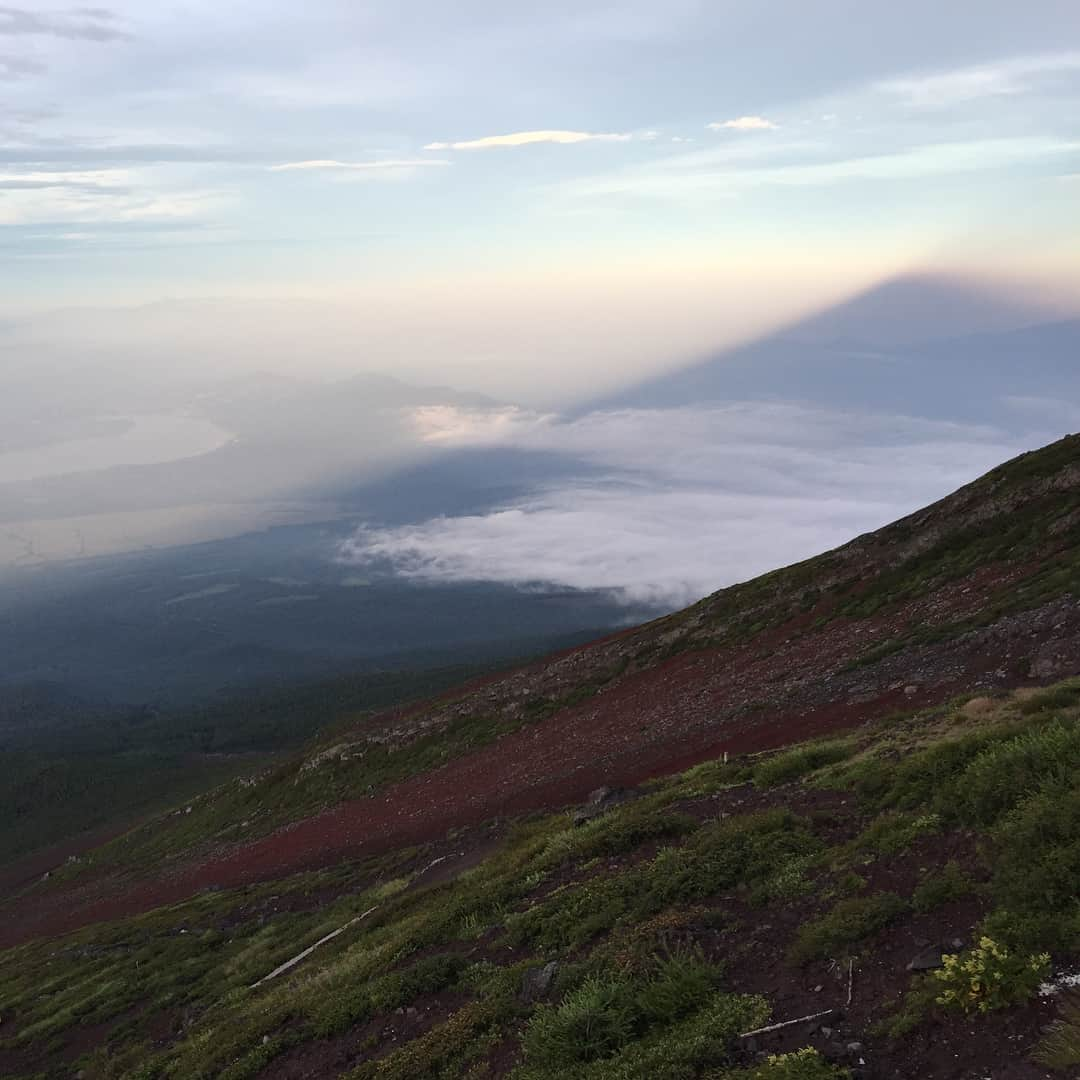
337;400;1059;609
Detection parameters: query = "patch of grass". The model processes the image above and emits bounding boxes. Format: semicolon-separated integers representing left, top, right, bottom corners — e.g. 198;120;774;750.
872;977;939;1040
753;741;854;788
788;892;908;965
912;862;976;914
1018;680;1080;715
509;809;822;951
311;952;468;1037
346;999;508;1080
851;811;941;855
540;797;698;867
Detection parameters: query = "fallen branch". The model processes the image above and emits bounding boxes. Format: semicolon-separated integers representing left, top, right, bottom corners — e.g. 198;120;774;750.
415;854;451;877
250;905;378;989
847;958;854;1006
739;1009;834;1039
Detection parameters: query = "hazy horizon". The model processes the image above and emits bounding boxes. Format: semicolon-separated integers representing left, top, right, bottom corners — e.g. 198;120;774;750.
3;2;1080;604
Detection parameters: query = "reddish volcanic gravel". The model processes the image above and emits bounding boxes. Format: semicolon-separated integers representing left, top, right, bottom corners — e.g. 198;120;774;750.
4;552;1076;949
0;673;984;948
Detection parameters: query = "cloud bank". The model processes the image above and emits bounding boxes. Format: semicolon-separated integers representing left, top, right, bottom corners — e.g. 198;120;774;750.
340;402;1035;608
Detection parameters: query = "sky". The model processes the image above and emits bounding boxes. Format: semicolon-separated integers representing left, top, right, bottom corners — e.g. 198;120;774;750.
3;1;1079;332
2;3;1080;603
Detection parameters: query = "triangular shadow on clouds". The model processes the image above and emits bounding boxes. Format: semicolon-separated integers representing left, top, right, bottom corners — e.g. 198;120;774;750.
585;272;1080;428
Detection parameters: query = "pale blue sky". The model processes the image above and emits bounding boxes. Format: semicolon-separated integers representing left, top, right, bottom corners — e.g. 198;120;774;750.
3;2;1079;321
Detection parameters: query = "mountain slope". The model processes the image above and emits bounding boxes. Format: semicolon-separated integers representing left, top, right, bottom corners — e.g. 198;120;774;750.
4;433;1080;940
3;434;1080;1079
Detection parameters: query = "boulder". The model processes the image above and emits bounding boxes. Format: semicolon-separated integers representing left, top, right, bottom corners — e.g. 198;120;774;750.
520;961;559;1003
907;946;944;971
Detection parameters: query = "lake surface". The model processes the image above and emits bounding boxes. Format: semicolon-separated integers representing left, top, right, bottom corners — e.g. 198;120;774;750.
0;413;232;485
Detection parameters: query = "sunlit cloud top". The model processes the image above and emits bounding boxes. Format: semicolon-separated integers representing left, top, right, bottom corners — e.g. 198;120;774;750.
424;130;636;150
708;116;779;131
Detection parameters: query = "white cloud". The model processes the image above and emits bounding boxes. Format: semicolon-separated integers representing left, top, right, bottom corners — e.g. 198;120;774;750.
877;51;1080;107
410;404;556;444
269;158;451;171
0;168;131;187
424;129;634;150
340;403;1027;608
0;182;224;226
560;136;1080;201
708;116;778;131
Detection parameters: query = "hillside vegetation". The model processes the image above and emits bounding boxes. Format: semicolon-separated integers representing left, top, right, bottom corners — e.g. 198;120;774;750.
5;683;1080;1077
3;433;1080;1078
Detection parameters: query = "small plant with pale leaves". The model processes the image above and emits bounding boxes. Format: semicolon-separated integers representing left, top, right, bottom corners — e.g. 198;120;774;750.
934;936;1049;1014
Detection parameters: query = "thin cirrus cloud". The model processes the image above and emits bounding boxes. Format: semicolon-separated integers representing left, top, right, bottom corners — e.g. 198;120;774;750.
876;50;1080;107
423;129;635;150
269;159;451;172
707;116;778;131
558;135;1080;202
0;5;131;42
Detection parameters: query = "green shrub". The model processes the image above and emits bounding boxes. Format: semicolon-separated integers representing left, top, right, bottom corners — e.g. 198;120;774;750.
635;810;822;915
956;720;1080;825
834;872;867;896
517;991;769;1080
635;950;724;1026
522;975;637;1068
1018;681;1080;715
933;937;1049;1014
852;812;941;855
753;742;853;788
721;1047;851;1078
849;729;1008;813
912;862;975;914
986;786;1080;951
789;893;908;964
509;875;634;950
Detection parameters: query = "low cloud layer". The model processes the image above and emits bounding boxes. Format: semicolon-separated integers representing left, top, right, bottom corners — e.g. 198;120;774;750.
340;402;1040;608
